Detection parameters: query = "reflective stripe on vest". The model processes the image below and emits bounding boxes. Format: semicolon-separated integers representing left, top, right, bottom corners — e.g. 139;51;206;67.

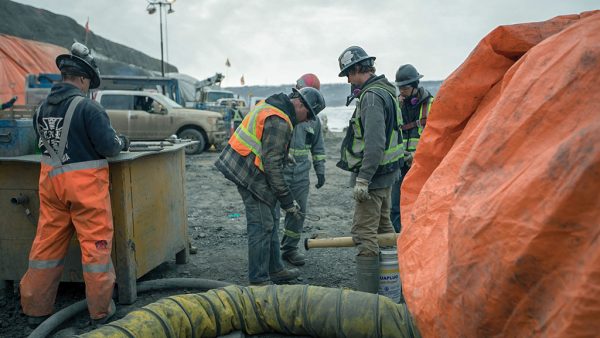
289;147;310;157
404;96;434;152
232;109;244;122
343;84;404;171
417;97;433;134
312;154;326;161
407;137;420;153
229;103;293;171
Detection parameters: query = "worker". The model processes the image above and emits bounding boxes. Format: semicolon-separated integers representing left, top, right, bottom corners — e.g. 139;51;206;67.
20;42;128;328
278;73;326;266
390;64;434;232
215;86;326;286
1;95;17;110
336;46;404;293
227;101;244;135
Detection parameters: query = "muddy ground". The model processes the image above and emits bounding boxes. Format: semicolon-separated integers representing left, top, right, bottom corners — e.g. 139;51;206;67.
0;132;362;337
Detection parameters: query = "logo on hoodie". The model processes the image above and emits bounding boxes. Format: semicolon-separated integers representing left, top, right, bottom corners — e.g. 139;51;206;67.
39;117;70;162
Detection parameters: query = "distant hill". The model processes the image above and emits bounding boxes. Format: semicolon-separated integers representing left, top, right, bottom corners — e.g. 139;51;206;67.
225;81;442;107
0;0;176;76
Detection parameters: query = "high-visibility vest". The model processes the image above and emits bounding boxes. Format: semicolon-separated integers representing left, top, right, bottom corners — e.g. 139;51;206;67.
232;108;244;122
338;84;404;174
401;96;434;152
229;103;293;171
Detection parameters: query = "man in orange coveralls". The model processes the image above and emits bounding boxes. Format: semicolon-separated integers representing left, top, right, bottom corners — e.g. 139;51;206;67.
20;42;128;328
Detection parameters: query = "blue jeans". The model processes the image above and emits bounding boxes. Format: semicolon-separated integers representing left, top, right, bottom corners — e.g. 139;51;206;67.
278;176;310;255
237;186;286;284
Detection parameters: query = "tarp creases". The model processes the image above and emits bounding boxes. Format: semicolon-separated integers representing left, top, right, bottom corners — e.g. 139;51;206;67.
399;10;600;338
0;34;67;105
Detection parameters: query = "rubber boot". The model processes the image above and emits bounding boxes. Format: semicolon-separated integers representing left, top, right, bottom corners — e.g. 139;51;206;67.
356;255;380;294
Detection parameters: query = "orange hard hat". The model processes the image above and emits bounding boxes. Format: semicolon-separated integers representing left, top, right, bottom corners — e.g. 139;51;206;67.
296;73;321;90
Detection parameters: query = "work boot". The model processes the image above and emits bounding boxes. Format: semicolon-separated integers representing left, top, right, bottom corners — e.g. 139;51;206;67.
270;268;300;284
356;255;380;294
91;299;116;327
282;250;306;266
27;315;50;329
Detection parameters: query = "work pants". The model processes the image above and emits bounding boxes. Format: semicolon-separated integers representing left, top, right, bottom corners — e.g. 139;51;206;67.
390;178;401;233
238;186;286;284
279;174;310;255
351;186;395;256
20;162;115;319
391;165;410;233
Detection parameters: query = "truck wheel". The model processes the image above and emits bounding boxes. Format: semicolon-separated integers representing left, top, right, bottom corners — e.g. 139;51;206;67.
178;128;206;155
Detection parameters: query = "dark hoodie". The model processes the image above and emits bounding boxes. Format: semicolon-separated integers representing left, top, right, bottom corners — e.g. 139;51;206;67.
215;93;297;207
34;83;122;164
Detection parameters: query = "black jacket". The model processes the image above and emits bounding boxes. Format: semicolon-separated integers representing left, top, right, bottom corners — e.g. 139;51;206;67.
34;83;122;163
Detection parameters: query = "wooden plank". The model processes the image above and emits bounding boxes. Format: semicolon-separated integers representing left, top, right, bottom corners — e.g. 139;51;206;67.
110;162;137;304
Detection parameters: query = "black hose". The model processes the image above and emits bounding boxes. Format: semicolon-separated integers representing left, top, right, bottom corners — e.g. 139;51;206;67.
28;278;233;338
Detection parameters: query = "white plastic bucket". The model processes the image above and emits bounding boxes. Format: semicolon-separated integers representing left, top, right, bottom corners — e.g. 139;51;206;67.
379;249;402;303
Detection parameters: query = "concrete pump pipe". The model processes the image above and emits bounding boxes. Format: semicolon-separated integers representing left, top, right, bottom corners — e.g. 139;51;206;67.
304;233;398;250
81;284;420;338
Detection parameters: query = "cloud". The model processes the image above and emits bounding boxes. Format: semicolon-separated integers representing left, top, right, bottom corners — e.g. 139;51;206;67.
15;0;599;85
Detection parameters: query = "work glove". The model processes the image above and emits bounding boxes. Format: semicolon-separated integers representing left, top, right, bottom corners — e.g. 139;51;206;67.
4;96;17;108
283;200;302;221
118;134;130;151
404;151;414;168
353;177;371;202
286;153;297;166
315;174;326;189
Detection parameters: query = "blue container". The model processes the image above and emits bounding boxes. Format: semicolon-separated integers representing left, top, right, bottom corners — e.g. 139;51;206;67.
0;119;37;157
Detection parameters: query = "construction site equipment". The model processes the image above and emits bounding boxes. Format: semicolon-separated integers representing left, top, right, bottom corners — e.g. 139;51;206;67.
304;233;398;250
126;140;195;152
399;11;600;337
0;143;191;304
94;90;227;155
95;75;183;106
81;284;420;337
24;73;62;106
29;278;232;338
0;118;36;156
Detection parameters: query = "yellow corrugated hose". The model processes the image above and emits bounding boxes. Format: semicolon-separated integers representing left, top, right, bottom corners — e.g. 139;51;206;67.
81;284;420;338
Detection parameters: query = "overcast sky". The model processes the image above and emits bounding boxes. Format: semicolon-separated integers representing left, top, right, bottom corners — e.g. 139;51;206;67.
15;0;598;87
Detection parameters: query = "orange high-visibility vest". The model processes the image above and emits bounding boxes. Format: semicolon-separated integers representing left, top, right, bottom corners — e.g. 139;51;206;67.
229;103;293;171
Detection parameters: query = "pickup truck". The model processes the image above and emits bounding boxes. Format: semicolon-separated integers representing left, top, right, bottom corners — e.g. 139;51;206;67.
94;90;227;154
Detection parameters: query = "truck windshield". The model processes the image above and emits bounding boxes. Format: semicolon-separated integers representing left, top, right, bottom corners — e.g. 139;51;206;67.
207;91;234;102
161;95;183;108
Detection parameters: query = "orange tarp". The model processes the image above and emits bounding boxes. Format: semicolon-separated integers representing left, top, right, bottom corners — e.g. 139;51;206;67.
399;11;600;337
0;34;66;105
